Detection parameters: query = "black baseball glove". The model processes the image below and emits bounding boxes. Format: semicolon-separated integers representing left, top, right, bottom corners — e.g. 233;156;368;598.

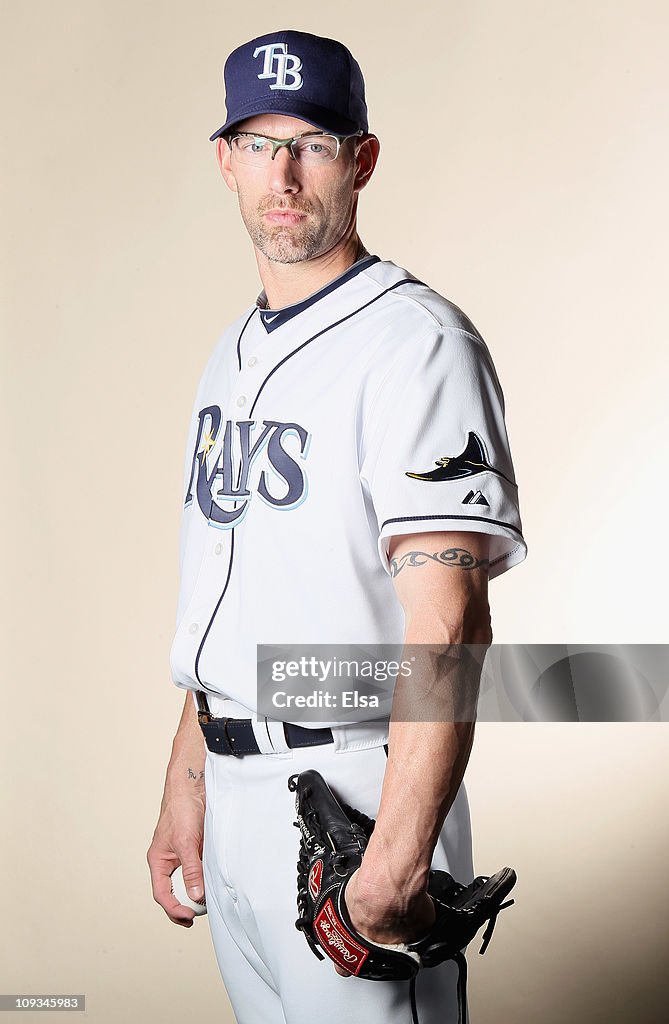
288;769;516;1024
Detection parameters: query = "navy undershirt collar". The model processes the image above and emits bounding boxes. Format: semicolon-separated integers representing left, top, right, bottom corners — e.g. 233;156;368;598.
255;254;380;333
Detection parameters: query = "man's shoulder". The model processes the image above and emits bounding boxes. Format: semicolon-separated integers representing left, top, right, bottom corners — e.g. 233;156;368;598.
362;258;485;343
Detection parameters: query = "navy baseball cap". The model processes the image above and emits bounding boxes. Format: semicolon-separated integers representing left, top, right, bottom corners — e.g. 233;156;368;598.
208;30;369;142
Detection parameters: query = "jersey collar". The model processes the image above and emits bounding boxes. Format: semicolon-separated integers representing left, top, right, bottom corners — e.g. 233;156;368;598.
255;254;380;334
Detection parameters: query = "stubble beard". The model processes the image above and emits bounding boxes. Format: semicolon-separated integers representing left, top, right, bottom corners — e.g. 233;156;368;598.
237;185;354;265
247;218;326;264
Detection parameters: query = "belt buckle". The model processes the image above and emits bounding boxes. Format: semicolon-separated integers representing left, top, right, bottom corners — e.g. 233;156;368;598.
222;717;244;758
196;690;212;727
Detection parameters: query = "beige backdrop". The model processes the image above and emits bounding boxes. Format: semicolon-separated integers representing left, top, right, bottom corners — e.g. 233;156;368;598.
2;1;668;1021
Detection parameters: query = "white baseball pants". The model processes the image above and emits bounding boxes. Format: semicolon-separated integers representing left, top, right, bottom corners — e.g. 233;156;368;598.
201;698;474;1024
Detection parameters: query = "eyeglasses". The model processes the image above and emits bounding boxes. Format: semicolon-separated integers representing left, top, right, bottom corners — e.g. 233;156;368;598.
227;130;364;166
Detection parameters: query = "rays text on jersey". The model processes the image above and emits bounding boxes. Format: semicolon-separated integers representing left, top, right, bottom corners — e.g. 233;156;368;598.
184;405;311;527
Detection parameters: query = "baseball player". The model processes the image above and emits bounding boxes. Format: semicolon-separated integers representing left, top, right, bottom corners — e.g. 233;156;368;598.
147;29;527;1024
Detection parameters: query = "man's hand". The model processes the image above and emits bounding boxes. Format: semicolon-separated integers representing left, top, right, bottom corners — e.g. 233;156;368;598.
333;867;436;977
147;789;206;928
290;768;516;984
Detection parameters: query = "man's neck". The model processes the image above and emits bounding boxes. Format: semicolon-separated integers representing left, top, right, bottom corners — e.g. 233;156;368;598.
256;234;368;310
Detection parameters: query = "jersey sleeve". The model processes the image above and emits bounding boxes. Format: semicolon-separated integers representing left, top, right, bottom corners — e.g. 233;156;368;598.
359;326;527;580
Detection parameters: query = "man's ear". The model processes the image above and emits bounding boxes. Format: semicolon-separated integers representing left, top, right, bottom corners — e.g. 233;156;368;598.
216;137;238;193
353;134;380;194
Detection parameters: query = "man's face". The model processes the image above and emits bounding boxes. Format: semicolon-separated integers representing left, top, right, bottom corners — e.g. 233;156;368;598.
218;114;367;264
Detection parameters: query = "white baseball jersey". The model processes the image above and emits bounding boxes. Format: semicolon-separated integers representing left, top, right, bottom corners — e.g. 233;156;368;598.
169;255;527;721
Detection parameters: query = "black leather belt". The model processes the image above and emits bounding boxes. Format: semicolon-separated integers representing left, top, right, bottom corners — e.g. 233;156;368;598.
196;691;334;757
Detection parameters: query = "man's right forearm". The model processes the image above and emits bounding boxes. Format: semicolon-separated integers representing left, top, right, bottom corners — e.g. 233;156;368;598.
148;691;207;921
164;692;207;798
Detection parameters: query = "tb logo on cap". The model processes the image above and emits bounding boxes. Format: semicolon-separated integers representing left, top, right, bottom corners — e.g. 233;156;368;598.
253;43;303;91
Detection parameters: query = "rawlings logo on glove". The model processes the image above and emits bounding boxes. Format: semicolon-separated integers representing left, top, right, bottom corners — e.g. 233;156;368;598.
288;769;517;1023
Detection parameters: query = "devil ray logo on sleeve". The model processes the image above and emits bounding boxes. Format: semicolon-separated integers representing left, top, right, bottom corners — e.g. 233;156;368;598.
405;431;514;486
183;406;311;527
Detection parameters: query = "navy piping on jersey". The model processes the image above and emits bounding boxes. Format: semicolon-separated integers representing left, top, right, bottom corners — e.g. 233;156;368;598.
380;512;525;542
249;277;416;417
194;528;236;688
257;254;381;334
381;513;525;571
235;309;256;373
194;274;415;687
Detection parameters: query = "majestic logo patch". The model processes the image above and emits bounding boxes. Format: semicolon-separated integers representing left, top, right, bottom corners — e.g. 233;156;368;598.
308;860;323;901
462;489;489;506
406;431;513;485
314;899;369;975
254;43;303;91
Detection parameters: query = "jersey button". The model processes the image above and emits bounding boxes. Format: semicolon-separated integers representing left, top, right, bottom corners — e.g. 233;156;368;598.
214;543;223;555
247;355;258;367
188;622;199;635
236;395;247;407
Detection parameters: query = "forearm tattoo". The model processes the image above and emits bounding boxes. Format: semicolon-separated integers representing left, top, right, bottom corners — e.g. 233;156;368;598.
389;547;490;578
187;767;206;781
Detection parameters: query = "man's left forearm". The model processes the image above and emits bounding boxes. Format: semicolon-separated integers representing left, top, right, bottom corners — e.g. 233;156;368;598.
356;625;490;902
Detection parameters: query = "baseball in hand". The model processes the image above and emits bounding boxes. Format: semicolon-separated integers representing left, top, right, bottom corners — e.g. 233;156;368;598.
170;865;207;916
